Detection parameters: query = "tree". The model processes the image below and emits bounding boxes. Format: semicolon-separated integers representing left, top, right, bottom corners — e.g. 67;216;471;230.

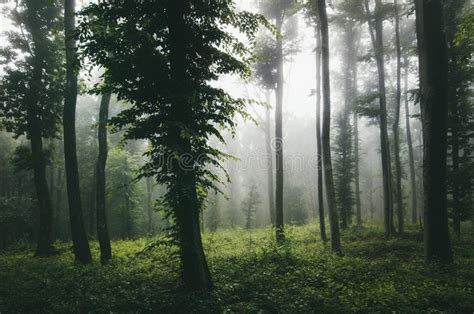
415;0;453;262
317;0;342;254
393;0;404;234
364;0;394;236
146;175;154;234
79;0;263;290
64;0;92;264
241;182;261;230
445;0;473;238
96;90;112;264
0;0;64;256
332;1;362;229
334;112;355;229
304;0;327;241
258;0;299;243
404;57;418;225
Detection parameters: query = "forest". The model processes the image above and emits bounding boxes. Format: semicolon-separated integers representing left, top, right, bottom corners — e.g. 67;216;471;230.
0;0;473;312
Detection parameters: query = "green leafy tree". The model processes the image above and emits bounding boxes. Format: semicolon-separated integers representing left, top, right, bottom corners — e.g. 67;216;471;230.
445;0;473;238
334;113;355;229
241;182;261;230
78;0;264;290
258;0;299;242
0;0;64;256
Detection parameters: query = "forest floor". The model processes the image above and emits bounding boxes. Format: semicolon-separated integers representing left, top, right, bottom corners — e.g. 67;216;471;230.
0;223;473;313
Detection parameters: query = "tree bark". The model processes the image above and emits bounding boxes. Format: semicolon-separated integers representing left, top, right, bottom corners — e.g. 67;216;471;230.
404;58;418;225
415;0;453;263
265;91;275;226
275;10;285;243
64;0;92;264
365;0;394;237
393;0;404;234
317;0;342;254
96;91;112;264
26;63;55;257
353;67;361;226
315;25;327;241
167;0;212;290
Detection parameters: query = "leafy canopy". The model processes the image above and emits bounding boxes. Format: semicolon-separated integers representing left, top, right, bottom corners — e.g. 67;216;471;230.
0;0;65;139
78;0;266;217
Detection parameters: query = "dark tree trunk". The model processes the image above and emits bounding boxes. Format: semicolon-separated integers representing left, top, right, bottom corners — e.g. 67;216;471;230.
393;0;404;234
96;91;112;264
265;91;275;226
167;0;212;290
26;64;55;257
275;11;285;243
315;25;327;241
64;0;92;264
404;58;418;225
317;0;342;254
415;0;453;263
365;0;394;237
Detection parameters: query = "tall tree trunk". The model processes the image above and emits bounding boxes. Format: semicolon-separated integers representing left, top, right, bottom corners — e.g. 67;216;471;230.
317;0;342;254
353;88;361;226
275;11;285;243
167;0;212;290
404;58;418;225
393;0;404;234
315;25;327;241
64;0;92;264
365;0;394;237
146;175;154;234
265;91;275;226
352;30;362;227
96;91;112;264
26;64;55;257
415;0;453;263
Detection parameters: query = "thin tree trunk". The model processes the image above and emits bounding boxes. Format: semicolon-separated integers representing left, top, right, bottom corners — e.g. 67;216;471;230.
64;0;92;264
365;0;394;237
167;0;212;290
404;58;418;225
265;91;275;226
317;0;342;254
96;91;112;264
275;11;285;243
415;0;453;263
393;0;404;234
354;112;361;226
315;25;327;241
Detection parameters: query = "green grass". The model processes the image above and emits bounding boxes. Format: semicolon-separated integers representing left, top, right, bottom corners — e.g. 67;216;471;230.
0;223;473;313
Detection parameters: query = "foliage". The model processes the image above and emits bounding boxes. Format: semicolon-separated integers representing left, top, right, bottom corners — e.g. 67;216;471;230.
445;0;474;227
241;182;261;229
106;147;143;239
333;112;355;229
77;0;266;244
0;0;65;139
0;224;473;312
284;186;308;225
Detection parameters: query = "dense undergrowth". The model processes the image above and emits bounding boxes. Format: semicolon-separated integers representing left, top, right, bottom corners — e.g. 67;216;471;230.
0;223;473;312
